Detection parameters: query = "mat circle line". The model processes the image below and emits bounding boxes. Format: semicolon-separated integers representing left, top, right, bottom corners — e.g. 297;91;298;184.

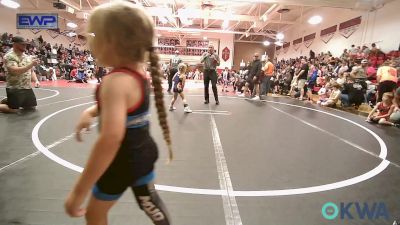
31;96;390;197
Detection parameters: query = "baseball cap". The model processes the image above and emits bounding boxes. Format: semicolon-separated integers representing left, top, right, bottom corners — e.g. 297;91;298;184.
12;36;27;45
361;59;368;64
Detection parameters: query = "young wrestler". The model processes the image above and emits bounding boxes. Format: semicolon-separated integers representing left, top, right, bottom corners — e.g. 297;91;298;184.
169;63;193;113
64;2;172;224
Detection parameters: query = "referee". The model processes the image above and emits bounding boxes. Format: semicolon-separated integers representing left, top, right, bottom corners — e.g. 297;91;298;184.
0;36;40;113
201;44;220;105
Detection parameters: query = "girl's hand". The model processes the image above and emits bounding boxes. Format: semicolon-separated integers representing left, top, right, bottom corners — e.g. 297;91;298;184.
76;110;94;142
64;191;87;217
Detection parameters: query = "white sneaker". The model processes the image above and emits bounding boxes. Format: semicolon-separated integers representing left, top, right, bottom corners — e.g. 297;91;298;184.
251;96;260;100
184;106;192;113
169;106;176;111
238;93;245;97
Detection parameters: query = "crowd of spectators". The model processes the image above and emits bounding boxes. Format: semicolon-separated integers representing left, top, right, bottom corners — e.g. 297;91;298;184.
212;43;400;126
0;32;105;83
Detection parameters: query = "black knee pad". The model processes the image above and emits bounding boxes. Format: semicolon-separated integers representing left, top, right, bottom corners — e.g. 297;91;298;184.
132;184;170;225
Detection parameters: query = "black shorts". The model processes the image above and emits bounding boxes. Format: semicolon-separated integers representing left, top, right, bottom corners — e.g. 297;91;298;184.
94;128;159;201
6;88;37;109
173;87;183;93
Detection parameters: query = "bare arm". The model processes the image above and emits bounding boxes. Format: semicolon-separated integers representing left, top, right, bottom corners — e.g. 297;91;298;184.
367;104;379;119
181;76;186;89
6;58;38;76
375;105;395;119
31;69;39;83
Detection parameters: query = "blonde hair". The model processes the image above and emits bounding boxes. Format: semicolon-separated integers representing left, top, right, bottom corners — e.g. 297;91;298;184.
88;1;172;161
178;63;187;72
382;92;394;100
87;1;152;67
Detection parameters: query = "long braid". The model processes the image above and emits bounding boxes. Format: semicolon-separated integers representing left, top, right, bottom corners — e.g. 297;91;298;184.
149;50;173;163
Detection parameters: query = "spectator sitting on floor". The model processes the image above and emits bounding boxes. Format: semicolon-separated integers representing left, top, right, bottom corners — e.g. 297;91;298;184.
318;82;341;107
341;76;368;109
336;72;348;86
366;92;397;126
317;83;330;104
389;87;400;125
76;65;88;83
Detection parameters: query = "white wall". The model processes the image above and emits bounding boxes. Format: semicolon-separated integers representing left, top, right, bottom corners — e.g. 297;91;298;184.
0;6;86;48
278;0;400;59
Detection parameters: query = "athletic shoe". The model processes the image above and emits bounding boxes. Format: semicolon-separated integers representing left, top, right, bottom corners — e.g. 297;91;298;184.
238;93;245;97
169;106;176;111
204;100;209;104
184;106;193;113
251;96;260;100
216;101;220;105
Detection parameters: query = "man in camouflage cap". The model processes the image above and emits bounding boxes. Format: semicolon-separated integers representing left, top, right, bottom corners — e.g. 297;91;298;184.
0;36;40;113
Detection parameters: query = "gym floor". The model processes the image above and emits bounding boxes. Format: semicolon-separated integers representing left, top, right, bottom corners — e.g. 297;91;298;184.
1;80;399;225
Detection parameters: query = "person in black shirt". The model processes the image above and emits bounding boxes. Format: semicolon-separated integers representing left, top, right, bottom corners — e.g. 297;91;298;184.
293;58;309;100
340;77;367;109
238;53;262;98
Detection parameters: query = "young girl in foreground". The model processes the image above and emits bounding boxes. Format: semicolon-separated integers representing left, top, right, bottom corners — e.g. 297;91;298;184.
169;63;192;113
367;92;397;126
64;2;172;224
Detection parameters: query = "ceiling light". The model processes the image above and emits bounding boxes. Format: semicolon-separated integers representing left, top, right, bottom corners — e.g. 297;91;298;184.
1;0;20;8
245;32;250;38
308;15;322;25
203;36;207;40
67;22;78;29
263;41;270;46
274;41;283;46
67;32;76;37
276;33;284;40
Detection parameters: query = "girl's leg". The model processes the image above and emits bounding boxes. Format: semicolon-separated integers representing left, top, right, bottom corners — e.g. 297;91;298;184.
85;195;118;225
131;183;171;225
378;118;394;126
180;93;192;113
169;93;178;110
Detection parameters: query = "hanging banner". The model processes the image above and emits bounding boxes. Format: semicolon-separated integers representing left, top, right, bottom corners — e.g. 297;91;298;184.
64;34;76;43
221;47;230;62
30;29;41;34
293;38;302;51
46;29;59;39
339;16;361;39
77;34;87;46
283;42;290;53
303;33;316;48
275;46;282;55
320;25;337;44
17;13;58;29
